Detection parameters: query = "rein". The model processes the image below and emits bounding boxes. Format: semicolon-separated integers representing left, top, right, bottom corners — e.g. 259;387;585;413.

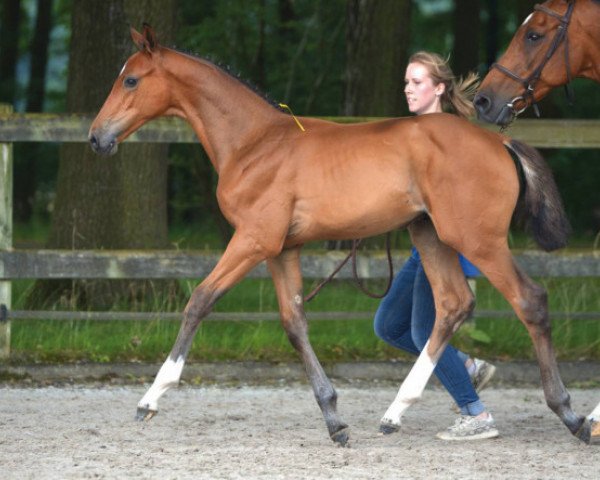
490;0;575;118
304;232;394;303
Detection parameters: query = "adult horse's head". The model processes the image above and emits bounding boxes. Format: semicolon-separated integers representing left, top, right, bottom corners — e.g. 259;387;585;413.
89;25;171;155
475;0;596;126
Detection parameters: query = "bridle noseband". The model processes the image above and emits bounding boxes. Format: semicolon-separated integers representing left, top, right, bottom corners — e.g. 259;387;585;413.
490;1;575;118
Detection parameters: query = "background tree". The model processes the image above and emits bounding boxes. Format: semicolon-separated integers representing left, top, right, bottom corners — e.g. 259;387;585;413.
14;0;53;222
0;0;22;105
32;0;178;309
344;0;412;117
452;0;480;77
485;0;499;69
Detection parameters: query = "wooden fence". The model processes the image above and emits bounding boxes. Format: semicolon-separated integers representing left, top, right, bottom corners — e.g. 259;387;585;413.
1;109;600;358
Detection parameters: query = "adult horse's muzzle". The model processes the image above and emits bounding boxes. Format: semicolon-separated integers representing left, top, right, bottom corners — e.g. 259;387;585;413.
88;127;119;156
473;90;519;127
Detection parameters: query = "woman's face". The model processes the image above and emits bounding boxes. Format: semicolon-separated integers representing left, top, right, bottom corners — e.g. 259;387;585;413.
404;62;445;115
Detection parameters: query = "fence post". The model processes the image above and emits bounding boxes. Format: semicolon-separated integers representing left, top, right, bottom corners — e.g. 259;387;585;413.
0;103;13;359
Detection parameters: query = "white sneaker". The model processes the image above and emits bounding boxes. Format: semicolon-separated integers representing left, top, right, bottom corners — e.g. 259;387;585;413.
471;358;496;392
436;414;499;441
451;358;497;413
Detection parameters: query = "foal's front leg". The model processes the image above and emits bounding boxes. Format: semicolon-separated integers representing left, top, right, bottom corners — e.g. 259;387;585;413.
267;248;349;446
589;402;600;445
380;219;474;433
136;232;269;420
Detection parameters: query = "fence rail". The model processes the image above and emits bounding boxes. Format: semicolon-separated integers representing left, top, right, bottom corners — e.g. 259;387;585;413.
1;249;598;280
2;113;600;148
1;110;600;358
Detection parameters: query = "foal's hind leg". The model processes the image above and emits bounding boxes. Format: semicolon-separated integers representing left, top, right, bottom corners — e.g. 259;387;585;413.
136;231;270;420
267;248;349;445
380;217;475;433
473;243;592;443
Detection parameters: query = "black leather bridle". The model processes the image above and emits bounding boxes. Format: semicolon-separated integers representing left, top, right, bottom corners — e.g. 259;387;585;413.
490;0;576;118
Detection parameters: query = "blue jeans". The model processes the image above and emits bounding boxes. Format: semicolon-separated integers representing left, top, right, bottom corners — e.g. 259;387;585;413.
374;254;484;415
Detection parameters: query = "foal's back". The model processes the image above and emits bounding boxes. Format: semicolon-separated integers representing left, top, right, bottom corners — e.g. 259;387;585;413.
280;113;516;246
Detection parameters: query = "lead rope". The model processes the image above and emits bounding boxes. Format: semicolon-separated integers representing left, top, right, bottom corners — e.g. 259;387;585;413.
351;232;395;299
304;232;394;303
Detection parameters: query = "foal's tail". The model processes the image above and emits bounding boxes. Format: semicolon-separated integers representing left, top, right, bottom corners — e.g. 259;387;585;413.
504;139;571;251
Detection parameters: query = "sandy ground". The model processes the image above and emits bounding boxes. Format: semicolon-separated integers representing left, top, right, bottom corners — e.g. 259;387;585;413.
0;382;598;480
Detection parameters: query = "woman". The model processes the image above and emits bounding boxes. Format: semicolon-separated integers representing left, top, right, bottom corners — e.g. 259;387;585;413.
374;51;498;441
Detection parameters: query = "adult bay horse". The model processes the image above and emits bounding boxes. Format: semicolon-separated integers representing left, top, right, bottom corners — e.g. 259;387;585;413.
89;25;597;445
475;0;600;125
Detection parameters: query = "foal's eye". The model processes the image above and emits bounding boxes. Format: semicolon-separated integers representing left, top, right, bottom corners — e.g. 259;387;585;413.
124;77;138;89
526;31;543;42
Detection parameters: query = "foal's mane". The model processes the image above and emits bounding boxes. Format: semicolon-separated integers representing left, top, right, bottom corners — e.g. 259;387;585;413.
169;47;284;112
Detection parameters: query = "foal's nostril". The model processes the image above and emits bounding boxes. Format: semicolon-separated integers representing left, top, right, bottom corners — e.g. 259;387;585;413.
89;133;99;151
473;93;492;114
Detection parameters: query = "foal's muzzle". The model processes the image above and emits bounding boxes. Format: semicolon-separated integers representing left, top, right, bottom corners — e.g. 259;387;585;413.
89;130;118;156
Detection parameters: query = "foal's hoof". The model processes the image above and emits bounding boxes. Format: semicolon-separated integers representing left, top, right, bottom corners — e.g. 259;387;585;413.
588;418;600;445
574;416;600;445
331;427;350;447
135;406;158;422
379;422;400;435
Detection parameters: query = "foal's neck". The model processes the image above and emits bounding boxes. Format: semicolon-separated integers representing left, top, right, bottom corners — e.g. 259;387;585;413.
165;49;281;173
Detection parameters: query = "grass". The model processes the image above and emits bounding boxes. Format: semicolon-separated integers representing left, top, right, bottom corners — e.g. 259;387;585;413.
7;276;600;364
8;219;600;363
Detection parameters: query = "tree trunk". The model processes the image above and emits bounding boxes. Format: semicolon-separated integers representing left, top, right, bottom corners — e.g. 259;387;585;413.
31;0;178;310
26;0;53;112
0;0;21;105
14;0;53;222
485;0;498;69
344;0;412;117
253;0;267;90
452;0;480;77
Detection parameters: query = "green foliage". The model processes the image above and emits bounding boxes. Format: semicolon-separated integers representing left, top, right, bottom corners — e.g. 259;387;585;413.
177;0;346;115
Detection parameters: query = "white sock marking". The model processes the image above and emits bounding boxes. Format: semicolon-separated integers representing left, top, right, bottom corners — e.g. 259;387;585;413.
138;356;185;411
381;341;437;427
589;401;600;421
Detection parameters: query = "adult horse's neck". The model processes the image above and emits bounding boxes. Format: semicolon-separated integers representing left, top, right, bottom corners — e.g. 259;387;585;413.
575;1;600;83
163;49;281;173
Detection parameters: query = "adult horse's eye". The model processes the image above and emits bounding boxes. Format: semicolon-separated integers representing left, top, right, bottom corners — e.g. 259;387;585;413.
526;31;543;42
124;76;138;89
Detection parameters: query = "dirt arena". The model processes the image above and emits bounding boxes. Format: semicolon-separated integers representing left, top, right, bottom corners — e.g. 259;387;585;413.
0;381;598;479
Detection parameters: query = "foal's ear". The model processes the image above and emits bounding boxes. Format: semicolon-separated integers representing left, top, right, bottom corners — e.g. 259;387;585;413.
130;23;158;53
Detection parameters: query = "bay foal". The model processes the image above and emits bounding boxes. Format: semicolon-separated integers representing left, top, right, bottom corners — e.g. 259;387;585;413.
89;25;596;445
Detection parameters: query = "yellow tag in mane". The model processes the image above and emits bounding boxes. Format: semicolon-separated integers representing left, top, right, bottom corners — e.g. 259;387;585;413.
279;103;306;132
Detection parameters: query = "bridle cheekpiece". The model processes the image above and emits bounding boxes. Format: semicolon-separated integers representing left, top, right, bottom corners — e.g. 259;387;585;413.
490;0;576;118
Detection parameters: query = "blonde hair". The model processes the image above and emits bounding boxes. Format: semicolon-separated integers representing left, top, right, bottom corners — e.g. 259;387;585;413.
408;51;479;118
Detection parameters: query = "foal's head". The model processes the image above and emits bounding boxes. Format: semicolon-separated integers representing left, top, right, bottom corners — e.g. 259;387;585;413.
89;25;172;155
475;0;581;125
